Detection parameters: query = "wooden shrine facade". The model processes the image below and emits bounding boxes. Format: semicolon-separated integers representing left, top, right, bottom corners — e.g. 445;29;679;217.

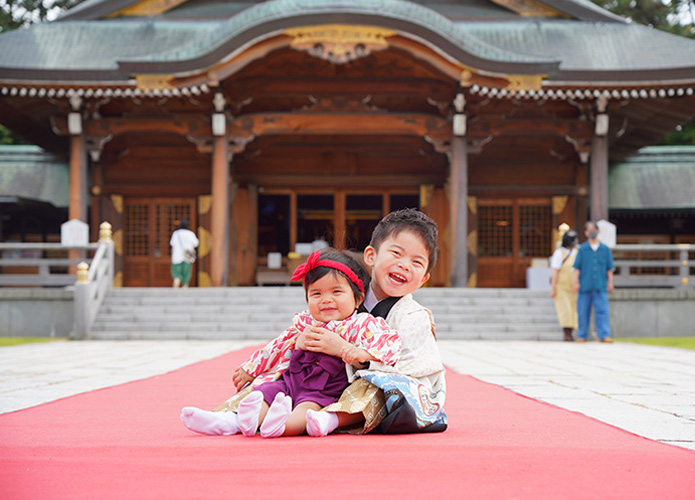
2;0;695;287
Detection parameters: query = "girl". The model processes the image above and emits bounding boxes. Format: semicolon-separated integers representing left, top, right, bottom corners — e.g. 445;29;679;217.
181;249;401;438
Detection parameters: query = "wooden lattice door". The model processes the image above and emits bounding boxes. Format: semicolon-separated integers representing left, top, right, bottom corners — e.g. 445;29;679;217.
123;198;196;287
477;198;551;287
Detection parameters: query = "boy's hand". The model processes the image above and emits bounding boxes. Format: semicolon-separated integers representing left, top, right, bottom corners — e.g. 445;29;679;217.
340;345;370;366
303;326;349;357
232;367;254;391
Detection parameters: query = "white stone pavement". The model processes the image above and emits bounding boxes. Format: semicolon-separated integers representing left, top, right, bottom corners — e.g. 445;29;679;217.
1;340;694;451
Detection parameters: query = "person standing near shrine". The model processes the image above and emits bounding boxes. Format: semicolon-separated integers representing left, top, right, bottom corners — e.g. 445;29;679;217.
572;221;615;342
170;218;199;288
550;228;579;341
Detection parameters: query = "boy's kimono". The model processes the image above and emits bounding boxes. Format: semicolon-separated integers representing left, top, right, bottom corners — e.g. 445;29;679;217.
325;293;447;434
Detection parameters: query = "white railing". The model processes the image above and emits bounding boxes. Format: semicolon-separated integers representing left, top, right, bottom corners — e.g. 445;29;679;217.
73;223;115;339
0;243;97;287
613;244;695;289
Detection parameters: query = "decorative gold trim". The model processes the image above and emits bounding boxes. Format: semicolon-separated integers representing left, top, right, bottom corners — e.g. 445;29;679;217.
110;194;123;214
506;74;545;91
552;195;569;215
285;24;396;65
489;0;567;17
113;229;123;256
419;185;434;209
108;0;187;17
467;230;478;256
198;271;212;288
113;271;123;288
467;195;477;215
99;222;113;242
467;271;477;288
135;74;175;91
198;226;212;258
198;195;212;215
76;262;89;284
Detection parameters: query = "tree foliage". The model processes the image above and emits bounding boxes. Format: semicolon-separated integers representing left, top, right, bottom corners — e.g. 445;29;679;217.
0;0;86;33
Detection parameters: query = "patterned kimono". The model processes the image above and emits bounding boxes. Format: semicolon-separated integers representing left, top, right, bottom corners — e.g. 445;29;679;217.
215;309;401;412
324;294;447;434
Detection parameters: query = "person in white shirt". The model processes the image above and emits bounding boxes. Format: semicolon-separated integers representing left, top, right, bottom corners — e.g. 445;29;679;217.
169;218;199;288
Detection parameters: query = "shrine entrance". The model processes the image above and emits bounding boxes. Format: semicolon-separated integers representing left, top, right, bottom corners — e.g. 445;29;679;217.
477;198;552;288
258;190;419;257
122;197;197;287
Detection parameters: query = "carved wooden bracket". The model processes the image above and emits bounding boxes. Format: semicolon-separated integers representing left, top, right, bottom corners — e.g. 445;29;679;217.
284;25;396;65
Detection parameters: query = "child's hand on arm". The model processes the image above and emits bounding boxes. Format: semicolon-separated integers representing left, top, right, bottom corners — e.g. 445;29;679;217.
232;367;254;391
340;344;375;367
303;325;351;356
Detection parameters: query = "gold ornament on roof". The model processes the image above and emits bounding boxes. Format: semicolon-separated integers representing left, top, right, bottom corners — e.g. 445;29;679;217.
506;74;544;91
285;25;396;65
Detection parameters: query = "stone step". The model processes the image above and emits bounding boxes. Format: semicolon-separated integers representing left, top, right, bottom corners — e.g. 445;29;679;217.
90;287;561;341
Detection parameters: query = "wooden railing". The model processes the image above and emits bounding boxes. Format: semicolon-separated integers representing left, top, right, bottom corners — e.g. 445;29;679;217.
613;244;695;289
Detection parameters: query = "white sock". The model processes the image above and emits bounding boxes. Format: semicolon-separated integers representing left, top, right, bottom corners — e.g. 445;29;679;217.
180;407;239;436
259;393;293;438
238;391;264;437
306;410;339;437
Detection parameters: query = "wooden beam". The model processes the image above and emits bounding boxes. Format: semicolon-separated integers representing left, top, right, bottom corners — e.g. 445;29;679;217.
230;112;449;138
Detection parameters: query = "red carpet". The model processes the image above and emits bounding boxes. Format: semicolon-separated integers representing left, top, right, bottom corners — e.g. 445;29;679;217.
1;345;694;500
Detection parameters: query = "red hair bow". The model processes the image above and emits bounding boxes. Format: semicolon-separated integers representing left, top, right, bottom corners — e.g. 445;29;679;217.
291;250;364;293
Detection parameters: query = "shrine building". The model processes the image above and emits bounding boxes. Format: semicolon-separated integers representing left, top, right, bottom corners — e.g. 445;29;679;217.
1;0;695;288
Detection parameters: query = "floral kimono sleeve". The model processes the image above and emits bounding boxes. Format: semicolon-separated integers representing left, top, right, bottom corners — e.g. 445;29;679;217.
341;313;401;366
240;324;299;380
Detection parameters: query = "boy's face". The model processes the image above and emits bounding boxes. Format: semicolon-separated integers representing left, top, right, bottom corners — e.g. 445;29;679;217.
363;229;430;301
306;272;358;323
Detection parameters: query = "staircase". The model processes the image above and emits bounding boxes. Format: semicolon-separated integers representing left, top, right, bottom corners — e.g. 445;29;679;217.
89;287;561;341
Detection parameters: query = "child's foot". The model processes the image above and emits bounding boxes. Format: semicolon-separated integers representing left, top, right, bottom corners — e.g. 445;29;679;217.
260;393;292;438
306;410;339;437
238;391;265;437
180;407;239;436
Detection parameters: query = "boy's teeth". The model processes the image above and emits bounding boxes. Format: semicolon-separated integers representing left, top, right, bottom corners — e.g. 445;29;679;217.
390;273;406;283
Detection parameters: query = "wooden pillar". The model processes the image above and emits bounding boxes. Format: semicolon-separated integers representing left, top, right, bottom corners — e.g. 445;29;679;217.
449;93;468;287
210;135;230;287
590;99;609;222
67;102;88;271
68;116;88;222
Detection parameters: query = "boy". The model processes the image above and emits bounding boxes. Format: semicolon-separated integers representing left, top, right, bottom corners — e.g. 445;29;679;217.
302;208;446;435
185;209;446;436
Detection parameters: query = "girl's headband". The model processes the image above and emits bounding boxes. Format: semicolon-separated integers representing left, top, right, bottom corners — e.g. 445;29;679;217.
291;250;365;294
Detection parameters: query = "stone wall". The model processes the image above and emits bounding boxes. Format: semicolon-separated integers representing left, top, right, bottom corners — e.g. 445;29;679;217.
609;289;695;338
0;289;74;337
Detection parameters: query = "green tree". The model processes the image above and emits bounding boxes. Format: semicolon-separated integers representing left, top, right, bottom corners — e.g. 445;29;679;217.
591;0;695;144
1;0;86;33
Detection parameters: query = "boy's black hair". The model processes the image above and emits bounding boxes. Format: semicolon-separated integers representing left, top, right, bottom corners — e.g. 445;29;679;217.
304;248;370;304
178;218;190;230
369;208;438;271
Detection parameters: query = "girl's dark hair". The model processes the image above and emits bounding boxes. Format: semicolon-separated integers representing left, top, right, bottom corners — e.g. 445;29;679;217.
369;208;438;271
303;248;370;303
562;230;578;248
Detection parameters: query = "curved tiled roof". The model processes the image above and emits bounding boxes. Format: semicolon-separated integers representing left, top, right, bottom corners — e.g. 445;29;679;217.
0;0;693;84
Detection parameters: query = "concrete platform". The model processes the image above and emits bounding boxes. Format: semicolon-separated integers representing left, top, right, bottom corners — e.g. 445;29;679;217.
1;340;693;451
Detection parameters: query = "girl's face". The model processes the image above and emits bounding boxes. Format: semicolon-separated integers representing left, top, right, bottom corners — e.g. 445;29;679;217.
306;272;359;323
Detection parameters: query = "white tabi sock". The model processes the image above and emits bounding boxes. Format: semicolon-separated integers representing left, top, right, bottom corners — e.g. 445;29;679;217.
305;410;339;437
180;407;239;436
238;391;265;437
259;393;293;438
